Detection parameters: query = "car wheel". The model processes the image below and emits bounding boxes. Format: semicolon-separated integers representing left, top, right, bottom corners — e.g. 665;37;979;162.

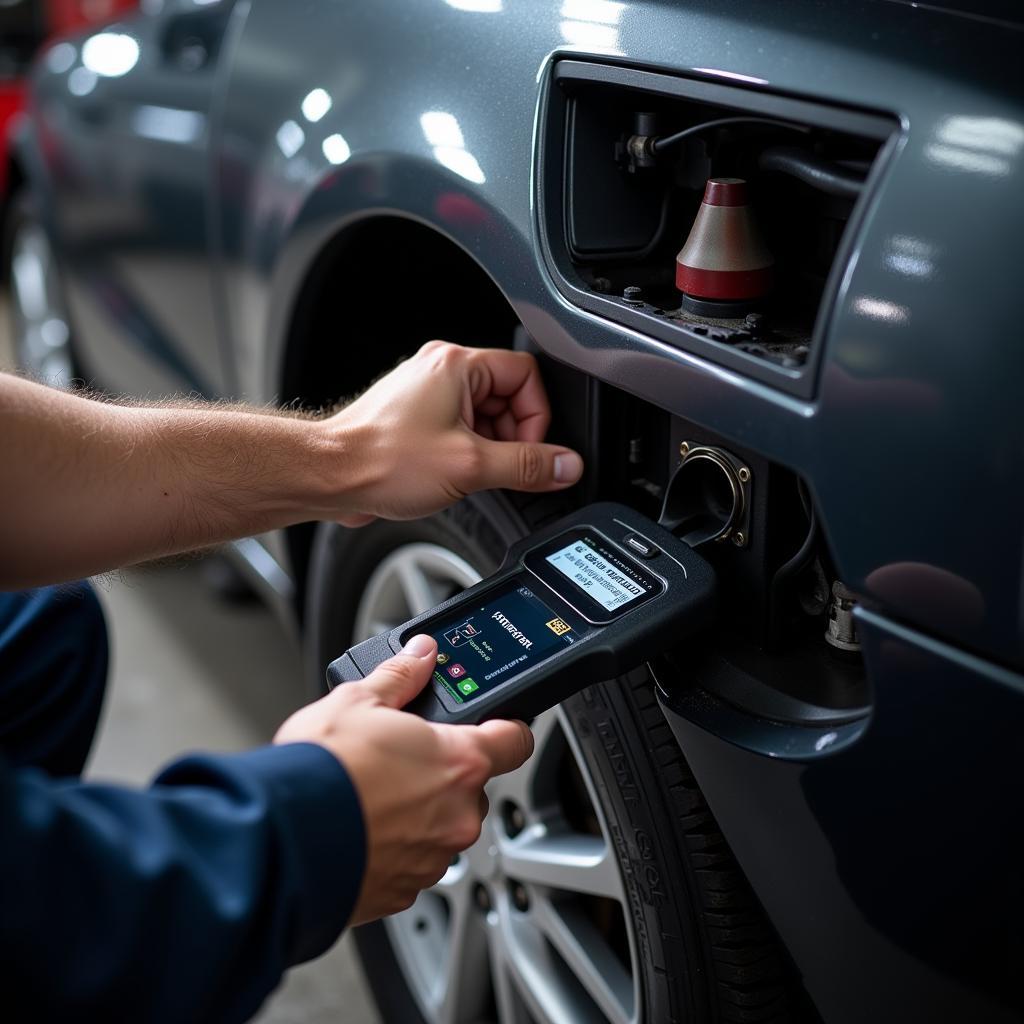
4;189;76;386
304;499;794;1024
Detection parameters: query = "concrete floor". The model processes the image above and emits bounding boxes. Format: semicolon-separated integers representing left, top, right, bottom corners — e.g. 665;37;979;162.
1;297;381;1024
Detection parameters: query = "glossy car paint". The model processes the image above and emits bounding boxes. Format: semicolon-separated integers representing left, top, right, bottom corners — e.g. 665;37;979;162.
0;1;138;204
14;0;1024;1019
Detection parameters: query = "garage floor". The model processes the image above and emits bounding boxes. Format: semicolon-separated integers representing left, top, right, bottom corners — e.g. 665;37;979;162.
0;298;381;1024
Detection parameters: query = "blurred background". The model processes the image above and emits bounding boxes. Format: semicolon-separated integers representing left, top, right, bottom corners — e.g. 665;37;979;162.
0;295;380;1024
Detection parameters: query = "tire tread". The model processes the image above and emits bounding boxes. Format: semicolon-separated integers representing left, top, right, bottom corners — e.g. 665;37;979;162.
621;670;795;1023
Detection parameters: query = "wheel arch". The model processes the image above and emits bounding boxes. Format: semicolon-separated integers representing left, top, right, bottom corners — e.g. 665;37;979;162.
277;213;521;617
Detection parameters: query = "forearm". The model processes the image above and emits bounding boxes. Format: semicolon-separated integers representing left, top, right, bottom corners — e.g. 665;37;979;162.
0;374;365;587
0;744;365;1022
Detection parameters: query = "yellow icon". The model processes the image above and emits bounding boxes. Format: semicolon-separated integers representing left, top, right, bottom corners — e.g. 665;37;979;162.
546;618;571;637
436;653;450;665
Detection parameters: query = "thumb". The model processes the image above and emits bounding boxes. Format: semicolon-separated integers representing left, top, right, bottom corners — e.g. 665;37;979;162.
361;635;437;709
474;438;583;493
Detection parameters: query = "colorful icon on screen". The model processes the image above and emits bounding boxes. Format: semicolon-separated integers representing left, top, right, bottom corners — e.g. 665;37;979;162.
436;652;450;665
444;620;480;647
458;678;479;696
447;663;467;679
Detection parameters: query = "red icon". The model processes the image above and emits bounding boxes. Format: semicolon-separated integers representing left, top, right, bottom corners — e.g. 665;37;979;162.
447;663;467;679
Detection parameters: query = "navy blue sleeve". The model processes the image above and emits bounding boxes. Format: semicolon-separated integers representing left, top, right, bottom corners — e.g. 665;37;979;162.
0;742;366;1023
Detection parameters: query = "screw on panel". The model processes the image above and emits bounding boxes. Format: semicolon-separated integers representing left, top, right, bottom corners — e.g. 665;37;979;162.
738;467;751;483
623;285;644;304
679;441;691;457
732;532;746;546
745;312;768;335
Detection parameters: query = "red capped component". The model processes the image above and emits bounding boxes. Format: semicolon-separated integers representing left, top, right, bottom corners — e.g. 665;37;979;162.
675;177;773;312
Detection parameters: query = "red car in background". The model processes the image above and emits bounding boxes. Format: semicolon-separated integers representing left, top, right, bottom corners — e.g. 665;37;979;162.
0;0;136;205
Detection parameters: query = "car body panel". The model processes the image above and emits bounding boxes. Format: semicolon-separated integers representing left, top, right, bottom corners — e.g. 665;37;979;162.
659;608;1024;1024
15;0;1024;1018
25;0;233;396
205;0;1024;670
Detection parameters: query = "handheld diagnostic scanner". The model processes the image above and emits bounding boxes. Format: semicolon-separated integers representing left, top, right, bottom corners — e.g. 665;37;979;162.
327;503;716;724
327;501;712;720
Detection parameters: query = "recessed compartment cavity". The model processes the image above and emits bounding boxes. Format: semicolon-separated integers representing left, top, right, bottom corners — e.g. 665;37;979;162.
538;61;898;396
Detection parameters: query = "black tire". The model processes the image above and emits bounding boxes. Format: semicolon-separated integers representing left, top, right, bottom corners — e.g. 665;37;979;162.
303;497;795;1024
561;672;795;1023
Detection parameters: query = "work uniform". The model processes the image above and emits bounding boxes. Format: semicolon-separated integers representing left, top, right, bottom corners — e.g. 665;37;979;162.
0;583;365;1022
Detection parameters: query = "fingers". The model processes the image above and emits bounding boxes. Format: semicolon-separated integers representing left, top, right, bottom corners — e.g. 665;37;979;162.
474;718;535;777
360;635;438;709
467;349;551;444
337;513;378;528
473;437;584;492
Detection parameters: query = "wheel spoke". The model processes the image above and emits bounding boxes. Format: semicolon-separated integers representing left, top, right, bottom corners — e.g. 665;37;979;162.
533;896;634;1024
500;833;622;901
486;708;565;811
486;915;534;1024
499;911;607;1024
397;560;439;617
435;886;490;1024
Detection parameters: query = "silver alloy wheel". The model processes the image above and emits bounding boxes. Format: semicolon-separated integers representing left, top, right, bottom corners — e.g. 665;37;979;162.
352;543;483;639
353;542;641;1024
9;218;75;387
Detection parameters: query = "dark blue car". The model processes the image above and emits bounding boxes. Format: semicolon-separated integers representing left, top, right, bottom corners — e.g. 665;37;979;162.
5;1;1023;1021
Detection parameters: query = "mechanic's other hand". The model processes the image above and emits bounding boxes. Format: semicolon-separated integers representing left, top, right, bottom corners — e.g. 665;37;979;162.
330;342;583;524
273;635;534;924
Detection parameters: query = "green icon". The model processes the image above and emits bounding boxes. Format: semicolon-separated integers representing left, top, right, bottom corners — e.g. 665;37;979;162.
458;678;479;695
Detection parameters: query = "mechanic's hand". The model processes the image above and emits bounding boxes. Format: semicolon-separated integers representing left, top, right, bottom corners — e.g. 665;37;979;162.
330;341;583;525
273;635;533;923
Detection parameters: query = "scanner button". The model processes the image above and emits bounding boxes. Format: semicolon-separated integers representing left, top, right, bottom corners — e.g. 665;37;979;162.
624;533;659;559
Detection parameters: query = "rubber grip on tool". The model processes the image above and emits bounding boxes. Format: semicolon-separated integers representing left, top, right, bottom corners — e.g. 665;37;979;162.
326;653;364;688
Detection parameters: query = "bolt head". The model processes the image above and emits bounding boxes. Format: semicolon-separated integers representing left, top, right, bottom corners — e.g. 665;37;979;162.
738;467;750;483
474;884;492;913
679;441;691;457
510;880;530;913
732;532;746;546
623;285;643;303
502;801;526;839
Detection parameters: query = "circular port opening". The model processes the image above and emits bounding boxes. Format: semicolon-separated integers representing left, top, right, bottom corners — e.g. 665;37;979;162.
664;448;743;545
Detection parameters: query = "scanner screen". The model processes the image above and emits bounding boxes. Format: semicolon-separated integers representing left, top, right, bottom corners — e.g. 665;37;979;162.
427;583;582;704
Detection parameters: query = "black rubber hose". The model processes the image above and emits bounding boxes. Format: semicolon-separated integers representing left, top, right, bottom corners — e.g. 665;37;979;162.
649;116;809;154
757;146;865;198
